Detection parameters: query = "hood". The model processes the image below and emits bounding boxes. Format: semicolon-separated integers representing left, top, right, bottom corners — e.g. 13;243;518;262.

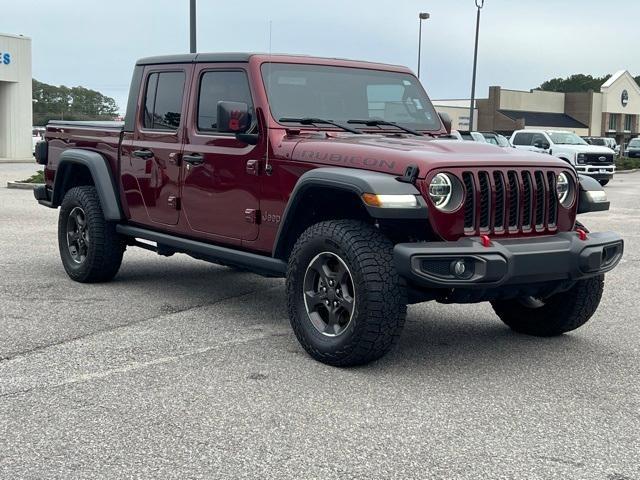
556;144;615;154
286;133;568;178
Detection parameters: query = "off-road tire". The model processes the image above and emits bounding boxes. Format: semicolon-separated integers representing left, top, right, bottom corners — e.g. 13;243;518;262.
286;220;407;366
599;179;609;186
58;186;125;283
491;275;605;336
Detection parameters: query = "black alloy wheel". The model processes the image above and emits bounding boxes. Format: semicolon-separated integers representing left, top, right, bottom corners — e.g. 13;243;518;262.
66;206;90;264
303;251;356;337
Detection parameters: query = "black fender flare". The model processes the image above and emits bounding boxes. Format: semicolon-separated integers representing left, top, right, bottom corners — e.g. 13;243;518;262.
272;167;428;258
52;149;123;221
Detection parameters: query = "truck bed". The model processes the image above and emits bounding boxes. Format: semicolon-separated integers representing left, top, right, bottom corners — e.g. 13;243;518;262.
44;120;124;187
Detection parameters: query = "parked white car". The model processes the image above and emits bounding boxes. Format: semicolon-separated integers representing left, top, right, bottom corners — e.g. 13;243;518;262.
459;131;487;143
510;129;615;186
32;127;45;154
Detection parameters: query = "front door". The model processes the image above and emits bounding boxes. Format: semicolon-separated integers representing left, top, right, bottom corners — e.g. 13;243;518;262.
121;67;190;226
180;67;260;242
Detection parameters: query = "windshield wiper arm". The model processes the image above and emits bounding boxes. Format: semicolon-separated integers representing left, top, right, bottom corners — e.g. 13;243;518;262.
347;119;424;136
279;117;362;134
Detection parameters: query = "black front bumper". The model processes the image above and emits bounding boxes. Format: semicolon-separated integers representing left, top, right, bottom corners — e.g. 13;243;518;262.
394;232;623;289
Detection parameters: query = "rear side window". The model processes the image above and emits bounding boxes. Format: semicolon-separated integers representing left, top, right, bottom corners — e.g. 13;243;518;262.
197;71;253;132
512;132;533;145
143;71;185;130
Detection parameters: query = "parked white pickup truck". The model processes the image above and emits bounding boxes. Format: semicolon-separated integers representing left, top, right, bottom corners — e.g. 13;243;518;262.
510;129;615;186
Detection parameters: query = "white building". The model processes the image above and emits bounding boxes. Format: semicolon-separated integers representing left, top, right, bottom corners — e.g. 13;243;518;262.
432;99;477;132
476;71;639;144
0;33;32;162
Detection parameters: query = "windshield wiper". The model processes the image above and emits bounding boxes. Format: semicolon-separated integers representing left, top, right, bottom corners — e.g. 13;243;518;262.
347;119;424;136
279;117;362;134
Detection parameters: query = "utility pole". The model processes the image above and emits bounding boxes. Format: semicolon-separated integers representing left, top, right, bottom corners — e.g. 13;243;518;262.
190;0;197;53
469;0;484;131
417;12;430;79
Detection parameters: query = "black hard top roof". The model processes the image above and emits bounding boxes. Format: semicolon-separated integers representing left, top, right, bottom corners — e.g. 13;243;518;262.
136;53;255;65
135;52;406;69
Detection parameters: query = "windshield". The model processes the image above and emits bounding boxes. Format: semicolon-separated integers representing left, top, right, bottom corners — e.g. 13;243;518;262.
261;63;441;131
629;138;640;147
548;132;588;145
496;135;510;147
484;135;498;145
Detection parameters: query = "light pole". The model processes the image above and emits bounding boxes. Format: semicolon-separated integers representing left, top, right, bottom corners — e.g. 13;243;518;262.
417;12;430;79
468;0;484;131
189;0;197;53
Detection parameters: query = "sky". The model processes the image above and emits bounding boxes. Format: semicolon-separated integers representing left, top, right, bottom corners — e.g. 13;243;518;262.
2;0;639;113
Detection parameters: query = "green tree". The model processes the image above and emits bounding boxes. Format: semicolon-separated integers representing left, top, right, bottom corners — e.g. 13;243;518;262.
538;73;640;93
32;79;119;125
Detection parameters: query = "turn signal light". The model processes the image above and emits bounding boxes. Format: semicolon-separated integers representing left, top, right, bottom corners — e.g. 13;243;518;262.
362;193;418;208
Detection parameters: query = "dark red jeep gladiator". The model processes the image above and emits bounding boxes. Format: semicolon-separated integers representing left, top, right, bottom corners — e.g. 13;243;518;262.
34;53;623;366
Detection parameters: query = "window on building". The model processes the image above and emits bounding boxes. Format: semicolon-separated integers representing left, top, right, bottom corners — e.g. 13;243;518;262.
608;114;618;131
197;71;254;132
624;115;633;132
512;132;534;145
143;71;185;130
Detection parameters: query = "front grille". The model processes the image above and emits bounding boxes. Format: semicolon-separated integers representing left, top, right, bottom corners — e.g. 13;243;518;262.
454;168;561;236
463;172;475;231
478;171;490;230
547;172;558;226
522;172;533;229
584;153;614;164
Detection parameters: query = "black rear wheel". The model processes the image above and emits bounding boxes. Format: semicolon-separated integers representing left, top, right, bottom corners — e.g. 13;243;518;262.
286;220;407;366
58;186;125;283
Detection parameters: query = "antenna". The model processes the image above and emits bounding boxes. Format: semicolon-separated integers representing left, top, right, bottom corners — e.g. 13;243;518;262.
264;20;273;175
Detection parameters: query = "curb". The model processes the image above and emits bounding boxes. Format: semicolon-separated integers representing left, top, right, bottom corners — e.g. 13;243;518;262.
615;168;639;174
6;181;43;190
0;159;36;164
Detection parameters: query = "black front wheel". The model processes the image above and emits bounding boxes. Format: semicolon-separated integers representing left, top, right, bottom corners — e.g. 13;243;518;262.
286;220;407;366
58;186;125;283
491;275;605;336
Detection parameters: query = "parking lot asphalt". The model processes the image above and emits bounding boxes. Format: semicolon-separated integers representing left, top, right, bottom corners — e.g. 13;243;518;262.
0;163;638;480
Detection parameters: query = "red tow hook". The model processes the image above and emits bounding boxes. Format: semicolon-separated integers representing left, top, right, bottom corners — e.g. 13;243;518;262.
480;235;492;247
576;229;588;241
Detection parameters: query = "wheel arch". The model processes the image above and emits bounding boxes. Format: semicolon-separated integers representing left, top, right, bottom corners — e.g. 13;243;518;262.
272;167;428;260
52;149;123;221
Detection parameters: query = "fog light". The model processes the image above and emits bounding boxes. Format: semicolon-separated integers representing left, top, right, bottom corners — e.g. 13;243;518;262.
453;260;466;277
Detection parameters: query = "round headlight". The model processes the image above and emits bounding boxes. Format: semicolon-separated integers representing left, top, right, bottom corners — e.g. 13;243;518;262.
428;173;464;212
429;173;452;208
556;172;571;206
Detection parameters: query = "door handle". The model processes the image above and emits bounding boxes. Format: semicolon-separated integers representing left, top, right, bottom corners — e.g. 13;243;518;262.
183;153;204;166
132;149;154;159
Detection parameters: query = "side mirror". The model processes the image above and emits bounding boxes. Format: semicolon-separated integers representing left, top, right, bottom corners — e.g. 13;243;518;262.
217;101;251;134
438;112;452;135
577;175;610;214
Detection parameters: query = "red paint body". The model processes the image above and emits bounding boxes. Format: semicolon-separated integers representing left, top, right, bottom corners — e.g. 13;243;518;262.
43;54;577;256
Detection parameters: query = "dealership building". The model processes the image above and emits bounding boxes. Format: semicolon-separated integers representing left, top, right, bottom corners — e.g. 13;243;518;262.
0;33;32;162
435;70;639;145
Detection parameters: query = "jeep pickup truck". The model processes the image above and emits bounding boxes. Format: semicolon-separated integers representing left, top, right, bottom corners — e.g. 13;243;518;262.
34;53;623;366
511;129;616;186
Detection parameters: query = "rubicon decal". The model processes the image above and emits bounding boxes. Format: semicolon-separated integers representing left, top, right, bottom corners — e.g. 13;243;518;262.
299;150;396;170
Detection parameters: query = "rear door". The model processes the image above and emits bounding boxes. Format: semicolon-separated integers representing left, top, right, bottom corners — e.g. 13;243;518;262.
180;66;260;242
120;66;191;226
